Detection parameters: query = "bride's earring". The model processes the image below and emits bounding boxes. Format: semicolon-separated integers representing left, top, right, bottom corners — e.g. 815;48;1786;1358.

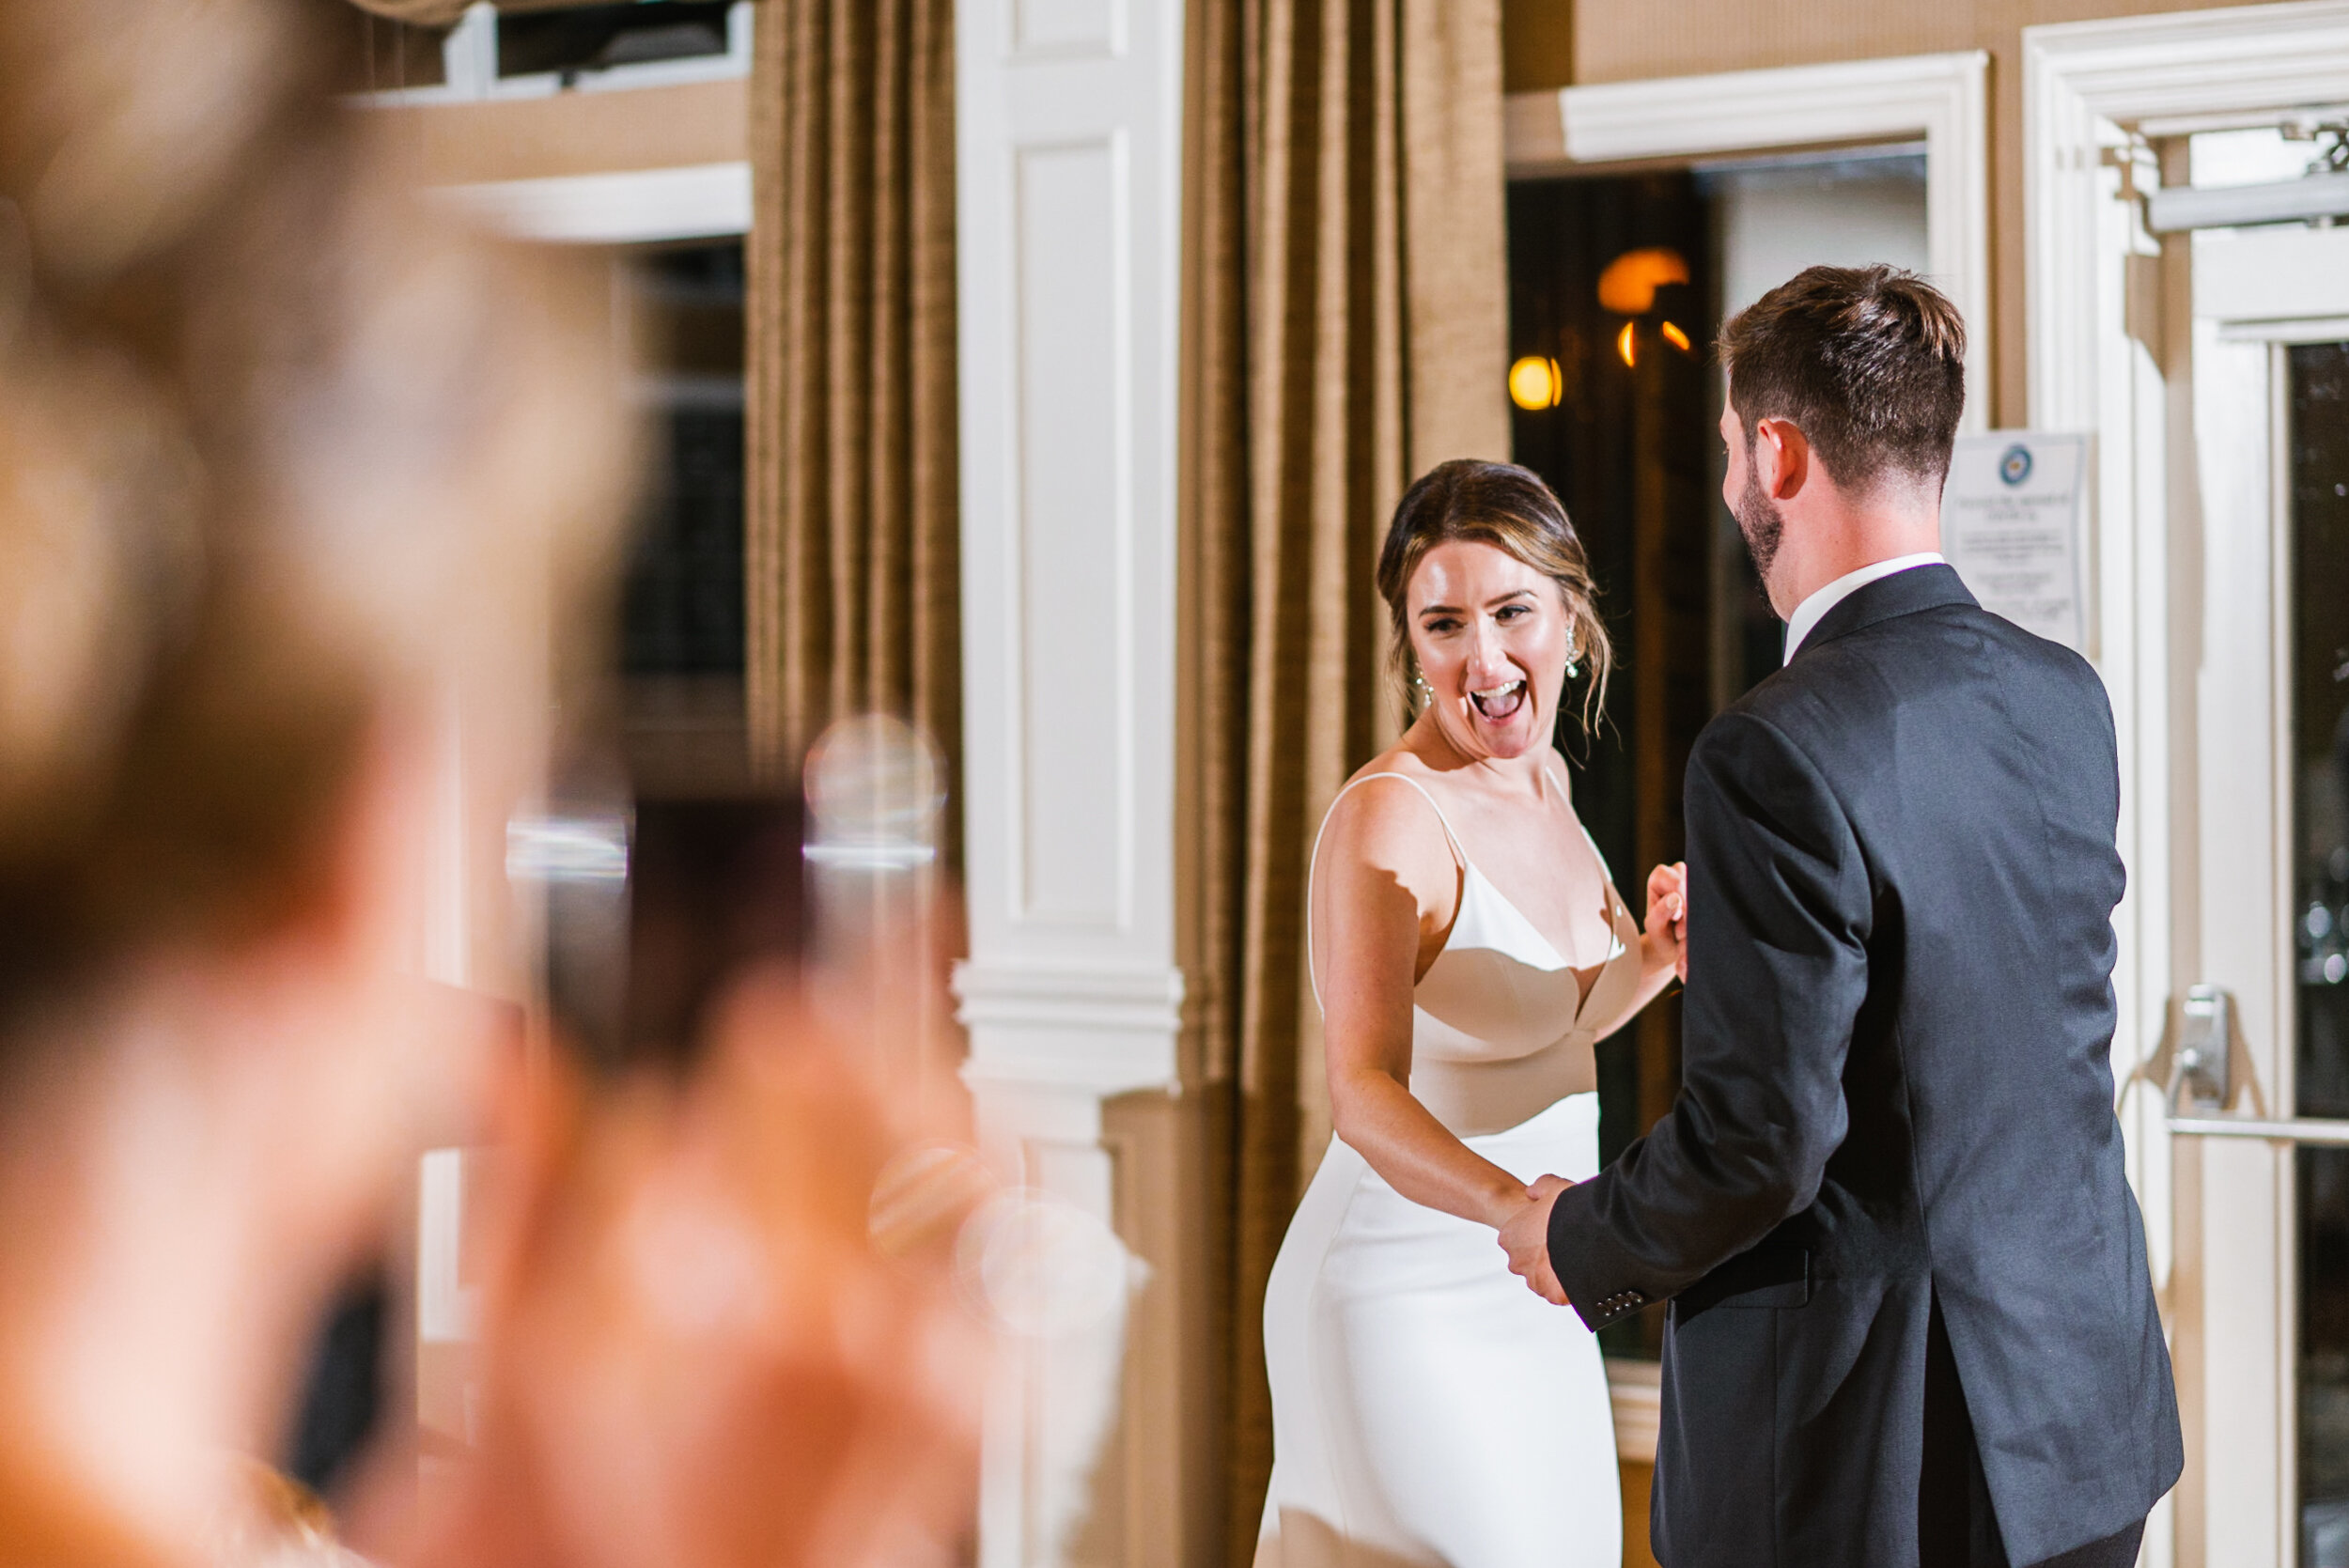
1563;641;1582;680
1412;671;1434;704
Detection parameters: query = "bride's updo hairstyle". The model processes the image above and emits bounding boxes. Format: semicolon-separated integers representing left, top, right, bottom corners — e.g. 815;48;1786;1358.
1376;459;1612;738
0;0;628;1017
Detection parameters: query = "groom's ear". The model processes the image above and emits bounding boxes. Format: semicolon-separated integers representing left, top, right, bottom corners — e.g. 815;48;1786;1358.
1753;416;1812;501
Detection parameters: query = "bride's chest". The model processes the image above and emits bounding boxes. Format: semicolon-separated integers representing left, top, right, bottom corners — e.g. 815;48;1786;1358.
1439;802;1615;968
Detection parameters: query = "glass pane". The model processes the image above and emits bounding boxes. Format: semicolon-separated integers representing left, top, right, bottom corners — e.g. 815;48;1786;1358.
2291;340;2349;1561
621;241;746;676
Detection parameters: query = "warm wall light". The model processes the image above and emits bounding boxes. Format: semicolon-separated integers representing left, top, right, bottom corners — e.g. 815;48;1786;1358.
1660;320;1691;352
1596;247;1689;315
1508;354;1563;410
1615;322;1636;367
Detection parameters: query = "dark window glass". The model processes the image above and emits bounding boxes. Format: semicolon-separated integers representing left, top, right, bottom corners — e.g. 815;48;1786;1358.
497;2;734;80
621;241;745;676
2294;341;2349;1550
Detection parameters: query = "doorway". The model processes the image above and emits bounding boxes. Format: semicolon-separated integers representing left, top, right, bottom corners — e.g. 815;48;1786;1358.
1504;146;1930;1360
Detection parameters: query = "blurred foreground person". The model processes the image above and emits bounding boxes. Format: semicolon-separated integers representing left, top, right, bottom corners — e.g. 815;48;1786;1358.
0;4;981;1566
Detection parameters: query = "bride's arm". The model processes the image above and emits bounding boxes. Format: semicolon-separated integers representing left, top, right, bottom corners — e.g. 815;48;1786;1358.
1592;861;1687;1039
1315;785;1532;1231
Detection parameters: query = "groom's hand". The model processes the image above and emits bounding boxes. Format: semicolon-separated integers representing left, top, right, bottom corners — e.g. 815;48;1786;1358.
1499;1174;1573;1306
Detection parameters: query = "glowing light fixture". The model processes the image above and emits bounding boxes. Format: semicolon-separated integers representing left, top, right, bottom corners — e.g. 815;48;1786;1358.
1615;322;1636;367
1660;320;1691;352
1507;354;1563;410
1596;247;1689;315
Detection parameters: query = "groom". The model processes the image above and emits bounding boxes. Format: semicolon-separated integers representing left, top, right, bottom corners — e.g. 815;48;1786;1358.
1500;266;2180;1567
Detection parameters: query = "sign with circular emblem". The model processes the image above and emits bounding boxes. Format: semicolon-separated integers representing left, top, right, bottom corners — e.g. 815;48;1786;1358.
1944;432;2087;651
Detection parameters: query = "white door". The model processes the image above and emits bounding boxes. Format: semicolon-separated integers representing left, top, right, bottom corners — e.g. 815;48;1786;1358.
2173;204;2349;1567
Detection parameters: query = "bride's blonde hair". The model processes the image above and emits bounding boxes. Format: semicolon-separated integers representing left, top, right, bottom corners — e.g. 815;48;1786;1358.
1375;459;1612;739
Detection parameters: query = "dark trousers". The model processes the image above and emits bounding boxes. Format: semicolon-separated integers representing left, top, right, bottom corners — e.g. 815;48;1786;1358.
1920;1296;2146;1568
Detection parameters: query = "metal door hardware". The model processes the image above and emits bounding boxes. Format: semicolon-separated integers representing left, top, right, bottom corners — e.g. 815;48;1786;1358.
2164;983;2349;1144
2167;985;2232;1114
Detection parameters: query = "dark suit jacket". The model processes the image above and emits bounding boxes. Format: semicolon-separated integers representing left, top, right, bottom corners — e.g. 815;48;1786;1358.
1547;566;2181;1567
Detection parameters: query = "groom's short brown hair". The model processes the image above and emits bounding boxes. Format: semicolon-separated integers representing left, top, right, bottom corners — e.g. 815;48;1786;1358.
1718;264;1966;494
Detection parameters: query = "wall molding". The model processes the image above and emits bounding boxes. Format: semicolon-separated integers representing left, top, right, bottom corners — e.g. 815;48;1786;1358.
2026;0;2349;434
1504;51;1990;434
434;161;751;244
955;960;1185;1098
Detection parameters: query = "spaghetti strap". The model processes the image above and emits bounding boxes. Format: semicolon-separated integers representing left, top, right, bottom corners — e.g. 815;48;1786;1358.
1304;773;1466;1011
1578;824;1614;884
1537;757;1622;906
1538;756;1574;809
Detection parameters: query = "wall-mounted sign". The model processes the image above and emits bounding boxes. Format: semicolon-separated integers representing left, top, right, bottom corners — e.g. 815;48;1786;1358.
1942;431;2087;652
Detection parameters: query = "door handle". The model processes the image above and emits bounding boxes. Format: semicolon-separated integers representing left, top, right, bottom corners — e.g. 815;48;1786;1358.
2169;1113;2349;1145
2160;984;2349;1142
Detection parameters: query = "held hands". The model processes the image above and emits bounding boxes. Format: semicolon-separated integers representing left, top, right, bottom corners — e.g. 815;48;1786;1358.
1642;861;1688;983
1497;1173;1574;1306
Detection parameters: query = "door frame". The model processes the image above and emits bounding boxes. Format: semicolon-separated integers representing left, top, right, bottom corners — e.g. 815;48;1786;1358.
1504;50;1991;435
2025;6;2349;1564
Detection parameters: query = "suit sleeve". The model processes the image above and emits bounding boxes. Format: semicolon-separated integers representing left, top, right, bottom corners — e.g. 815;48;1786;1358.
1548;708;1872;1330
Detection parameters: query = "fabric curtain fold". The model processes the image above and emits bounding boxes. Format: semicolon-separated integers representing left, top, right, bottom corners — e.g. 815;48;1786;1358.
1180;1;1509;1560
745;0;960;856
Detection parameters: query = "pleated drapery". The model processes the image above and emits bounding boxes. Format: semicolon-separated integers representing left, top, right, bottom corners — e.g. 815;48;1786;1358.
745;0;960;845
1178;1;1510;1559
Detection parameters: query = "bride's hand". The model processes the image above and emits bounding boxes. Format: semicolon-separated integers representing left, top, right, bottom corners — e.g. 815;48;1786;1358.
1497;1176;1571;1306
1642;862;1688;982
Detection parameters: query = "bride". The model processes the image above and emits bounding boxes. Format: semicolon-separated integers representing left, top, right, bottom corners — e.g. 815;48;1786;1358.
1256;459;1687;1568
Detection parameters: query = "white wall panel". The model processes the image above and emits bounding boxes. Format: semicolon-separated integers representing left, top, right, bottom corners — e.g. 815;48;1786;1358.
1013;0;1122;58
952;0;1184;1559
1012;136;1131;929
957;0;1179;1007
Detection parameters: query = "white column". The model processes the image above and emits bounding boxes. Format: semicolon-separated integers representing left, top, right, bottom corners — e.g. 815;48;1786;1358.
952;0;1186;1562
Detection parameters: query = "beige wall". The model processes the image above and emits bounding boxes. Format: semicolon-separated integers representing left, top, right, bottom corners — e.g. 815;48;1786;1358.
372;77;746;185
1501;0;2279;427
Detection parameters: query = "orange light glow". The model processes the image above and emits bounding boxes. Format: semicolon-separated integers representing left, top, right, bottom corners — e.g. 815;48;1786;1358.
1507;354;1563;410
1596;247;1690;315
1616;322;1636;367
1660;320;1691;352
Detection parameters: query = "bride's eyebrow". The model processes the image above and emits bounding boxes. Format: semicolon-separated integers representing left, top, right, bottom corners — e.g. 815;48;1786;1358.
1417;600;1464;617
1486;588;1536;608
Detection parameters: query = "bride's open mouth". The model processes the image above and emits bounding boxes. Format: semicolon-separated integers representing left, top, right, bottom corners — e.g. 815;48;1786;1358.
1468;679;1526;722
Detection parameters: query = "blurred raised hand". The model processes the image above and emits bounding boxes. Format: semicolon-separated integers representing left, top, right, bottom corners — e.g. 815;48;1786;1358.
417;967;988;1568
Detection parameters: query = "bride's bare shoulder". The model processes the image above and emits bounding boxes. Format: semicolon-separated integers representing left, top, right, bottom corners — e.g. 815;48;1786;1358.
1316;753;1456;884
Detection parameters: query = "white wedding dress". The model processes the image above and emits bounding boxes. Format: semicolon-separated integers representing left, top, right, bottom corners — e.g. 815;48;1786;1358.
1256;770;1643;1568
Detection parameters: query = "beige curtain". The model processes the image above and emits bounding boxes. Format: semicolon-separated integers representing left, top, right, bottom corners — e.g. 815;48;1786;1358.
745;0;960;852
1180;0;1509;1560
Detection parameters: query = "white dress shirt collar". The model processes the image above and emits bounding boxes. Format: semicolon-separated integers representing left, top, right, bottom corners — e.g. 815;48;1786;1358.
1781;552;1946;665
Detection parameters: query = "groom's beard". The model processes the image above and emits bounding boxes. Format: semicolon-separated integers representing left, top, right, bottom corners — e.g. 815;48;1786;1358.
1733;466;1785;585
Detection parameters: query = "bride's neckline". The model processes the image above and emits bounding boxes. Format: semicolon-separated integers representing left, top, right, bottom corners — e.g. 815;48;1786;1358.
1439;846;1628;1021
1308;768;1632;1016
